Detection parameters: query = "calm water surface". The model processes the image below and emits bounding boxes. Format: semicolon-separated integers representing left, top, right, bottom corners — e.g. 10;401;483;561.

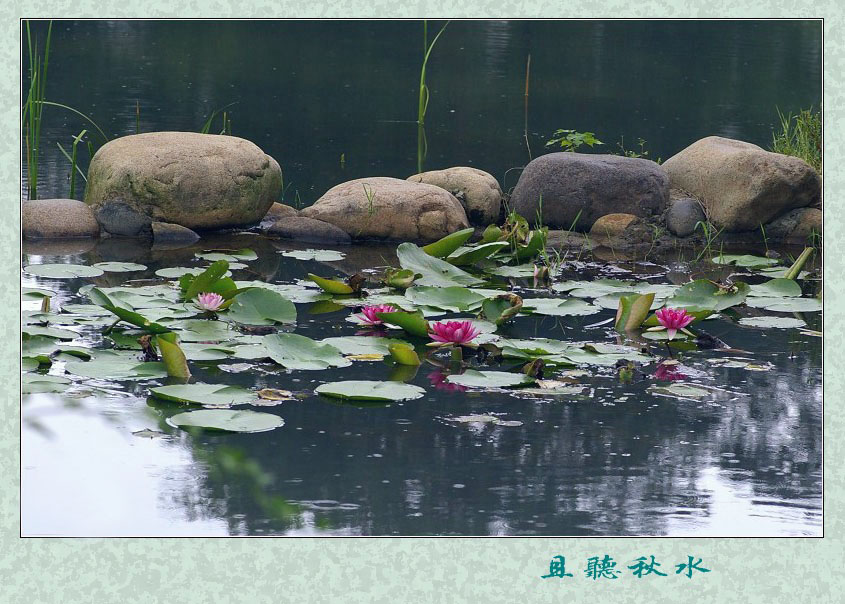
22;236;822;536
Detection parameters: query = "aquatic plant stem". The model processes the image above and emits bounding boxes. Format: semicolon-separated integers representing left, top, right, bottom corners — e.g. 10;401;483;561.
523;54;532;160
784;247;814;280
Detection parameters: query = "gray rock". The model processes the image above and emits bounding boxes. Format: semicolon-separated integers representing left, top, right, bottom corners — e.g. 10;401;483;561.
151;222;201;247
510;153;669;231
763;208;822;244
95;201;153;237
84;132;281;233
263;216;351;244
662;136;820;232
666;193;706;237
260;202;299;229
407;167;502;225
300;177;469;242
23;198;100;239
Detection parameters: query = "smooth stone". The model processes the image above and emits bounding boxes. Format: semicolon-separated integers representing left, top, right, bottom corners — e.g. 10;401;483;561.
300;177;469;242
151;222;201;247
510;153;669;231
84;132;281;233
666;191;706;237
662;136;820;232
589;213;648;248
407;166;502;225
263;216;351;244
22;198;100;239
260;202;299;229
95;201;153;237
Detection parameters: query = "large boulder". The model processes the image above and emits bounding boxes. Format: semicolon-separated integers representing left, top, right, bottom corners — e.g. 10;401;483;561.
151;222;200;248
763;208;822;244
665;191;706;238
510;153;669;231
84;132;281;234
300;177;469;242
23;199;100;239
662;136;820;232
407;167;502;225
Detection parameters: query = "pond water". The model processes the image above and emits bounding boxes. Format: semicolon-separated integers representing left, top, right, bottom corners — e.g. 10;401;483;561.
24;20;821;202
22;235;822;536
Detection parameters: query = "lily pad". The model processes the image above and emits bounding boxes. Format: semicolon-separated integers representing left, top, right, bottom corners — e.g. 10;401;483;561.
666;279;750;311
320;336;408;356
226;288;297;325
744;296;822;313
405;286;485;313
92;262;148;272
485;264;537;278
64;351;167;380
521;298;601;316
446;242;510;266
649;383;711;399
150;383;257;406
315;380;426;402
445;370;534;389
263;333;351;370
396;242;484;287
738;316;807;329
22;287;56;299
166;409;283;433
24;263;104;279
21;325;78;340
23;373;72;394
195;248;258;262
281;249;346;261
711;254;779;268
422;227;475;258
748;278;802;298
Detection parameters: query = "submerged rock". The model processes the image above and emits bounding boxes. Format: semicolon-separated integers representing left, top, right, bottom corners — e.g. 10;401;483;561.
84;132;281;234
151;222;201;247
662;136;820;232
260;202;299;229
665;191;706;237
263;216;351;244
23;198;100;239
763;207;822;244
407;166;502;225
510;153;669;231
300;177;469;242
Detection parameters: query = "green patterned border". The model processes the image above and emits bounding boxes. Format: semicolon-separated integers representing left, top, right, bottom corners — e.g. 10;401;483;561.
7;8;841;602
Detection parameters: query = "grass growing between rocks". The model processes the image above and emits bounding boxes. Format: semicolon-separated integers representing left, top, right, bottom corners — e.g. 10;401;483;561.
771;106;822;174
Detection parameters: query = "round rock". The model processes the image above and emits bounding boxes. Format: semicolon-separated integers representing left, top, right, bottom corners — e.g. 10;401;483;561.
662;136;820;232
407;166;502;225
84;132;282;234
510;153;669;231
589;213;649;249
260;202;299;230
263;216;351;245
300;177;469;242
666;193;706;237
151;222;201;247
23;199;100;239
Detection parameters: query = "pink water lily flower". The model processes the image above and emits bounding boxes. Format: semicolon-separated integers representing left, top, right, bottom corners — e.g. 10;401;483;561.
429;320;481;346
195;292;225;312
354;304;396;326
655;307;694;340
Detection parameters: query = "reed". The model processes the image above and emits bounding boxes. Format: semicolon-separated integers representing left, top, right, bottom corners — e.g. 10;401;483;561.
771;106;822;174
23;21;52;200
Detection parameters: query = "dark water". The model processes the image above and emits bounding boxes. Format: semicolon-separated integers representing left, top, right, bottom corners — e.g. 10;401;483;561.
22;236;822;536
23;20;821;202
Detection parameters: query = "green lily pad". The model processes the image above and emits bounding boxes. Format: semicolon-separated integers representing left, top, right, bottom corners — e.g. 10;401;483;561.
405;286;486;313
21;325;78;340
150;383;257;406
23;373;72;394
738;316;807;328
195;248;258;262
649;383;711;399
422;227;475;258
166;409;283;433
226;288;297;325
22;357;41;372
263;333;351;370
447;242;510;266
179;343;235;361
64;351;167;380
445;370;535;389
92;262;148;272
711;254;779;268
744;296;822;313
319;336;408;356
666;279;750;311
281;249;346;261
748;278;803;297
521;298;601;316
396;242;484;287
315;380;426;401
22;287;56;299
24;263;104;278
485;264;537;278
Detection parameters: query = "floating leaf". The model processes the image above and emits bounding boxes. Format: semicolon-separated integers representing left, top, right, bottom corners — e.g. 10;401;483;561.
748;278;802;298
306;273;354;295
521;298;600;316
384;268;418;289
24;263;104;278
666;280;749;311
263;333;350;370
169;319;236;342
64;351;167;380
150;383;257;406
320;336;407;356
196;248;257;262
445;370;534;389
257;388;294;401
649;383;711;399
480;294;523;326
738;316;807;328
485;264;537;278
182;260;230;302
396;242;484;287
422;227;475;258
375;310;430;338
23;287;56;299
405;286;485;313
21;325;78;340
178;343;234;361
447;242;510;266
387;341;421;366
155;332;191;378
711;254;779;268
315;380;425;401
92;261;147;272
744;296;822;313
167;409;283;432
23;373;72;394
282;249;345;261
226;288;297;325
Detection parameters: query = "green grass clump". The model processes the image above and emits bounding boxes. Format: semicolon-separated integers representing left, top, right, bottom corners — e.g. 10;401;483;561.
771;107;822;174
